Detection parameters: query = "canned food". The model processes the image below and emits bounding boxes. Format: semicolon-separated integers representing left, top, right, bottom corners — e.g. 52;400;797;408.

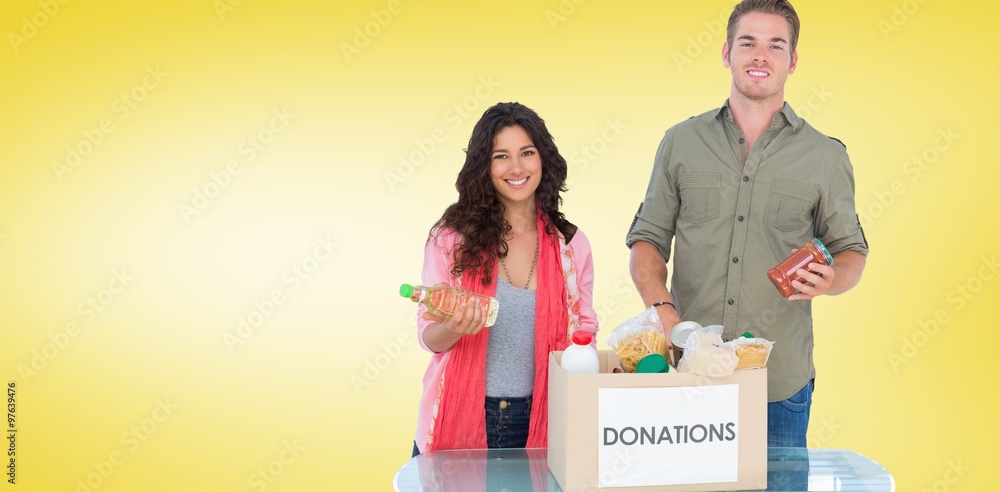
669;321;702;365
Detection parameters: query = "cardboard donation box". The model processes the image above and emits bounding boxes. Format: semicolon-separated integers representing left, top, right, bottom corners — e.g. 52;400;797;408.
547;351;767;491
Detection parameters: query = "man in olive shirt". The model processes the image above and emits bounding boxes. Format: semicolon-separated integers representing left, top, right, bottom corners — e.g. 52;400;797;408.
626;0;868;447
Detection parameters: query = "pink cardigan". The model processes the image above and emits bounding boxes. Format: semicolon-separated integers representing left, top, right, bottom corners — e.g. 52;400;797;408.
413;227;598;453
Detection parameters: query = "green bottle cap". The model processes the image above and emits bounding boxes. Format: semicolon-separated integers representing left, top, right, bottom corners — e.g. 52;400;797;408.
636;354;669;373
741;331;754;339
399;284;414;298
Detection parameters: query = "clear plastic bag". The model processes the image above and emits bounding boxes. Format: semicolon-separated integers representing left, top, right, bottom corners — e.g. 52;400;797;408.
726;337;775;370
676;325;738;377
607;307;668;373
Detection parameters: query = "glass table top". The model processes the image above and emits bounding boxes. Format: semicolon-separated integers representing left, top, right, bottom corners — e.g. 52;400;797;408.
394;447;894;491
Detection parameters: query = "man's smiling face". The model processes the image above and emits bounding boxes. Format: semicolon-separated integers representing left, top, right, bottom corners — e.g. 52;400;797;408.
723;12;798;102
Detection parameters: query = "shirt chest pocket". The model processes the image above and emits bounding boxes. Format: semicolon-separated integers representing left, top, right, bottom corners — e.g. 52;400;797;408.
763;178;819;232
677;173;721;225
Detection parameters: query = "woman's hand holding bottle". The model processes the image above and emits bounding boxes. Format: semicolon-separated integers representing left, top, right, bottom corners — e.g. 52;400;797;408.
401;283;497;352
422;296;489;336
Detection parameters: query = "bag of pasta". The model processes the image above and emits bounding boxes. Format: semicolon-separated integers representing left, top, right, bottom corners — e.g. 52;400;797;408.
607;307;668;373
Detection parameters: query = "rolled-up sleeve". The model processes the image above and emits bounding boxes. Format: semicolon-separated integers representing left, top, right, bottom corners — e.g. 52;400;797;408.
626;130;679;262
815;151;869;257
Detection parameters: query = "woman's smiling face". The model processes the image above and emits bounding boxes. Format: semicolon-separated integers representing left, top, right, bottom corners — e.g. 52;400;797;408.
490;125;542;208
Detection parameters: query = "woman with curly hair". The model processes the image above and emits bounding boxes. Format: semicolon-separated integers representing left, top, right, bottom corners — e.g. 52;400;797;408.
412;102;597;455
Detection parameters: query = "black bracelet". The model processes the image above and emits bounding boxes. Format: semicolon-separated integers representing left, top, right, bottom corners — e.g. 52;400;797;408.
650;301;675;309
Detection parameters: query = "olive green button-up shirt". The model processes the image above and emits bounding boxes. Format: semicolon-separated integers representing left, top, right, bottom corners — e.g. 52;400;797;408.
626;101;869;401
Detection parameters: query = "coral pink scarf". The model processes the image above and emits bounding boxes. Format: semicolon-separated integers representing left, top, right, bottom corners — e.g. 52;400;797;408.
429;208;569;450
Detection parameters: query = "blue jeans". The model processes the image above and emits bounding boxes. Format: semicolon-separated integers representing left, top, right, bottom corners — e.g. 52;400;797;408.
410;396;532;457
767;379;814;447
485;396;531;449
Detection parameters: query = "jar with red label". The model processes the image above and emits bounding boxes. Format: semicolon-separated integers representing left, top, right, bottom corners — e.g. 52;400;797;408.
766;238;834;298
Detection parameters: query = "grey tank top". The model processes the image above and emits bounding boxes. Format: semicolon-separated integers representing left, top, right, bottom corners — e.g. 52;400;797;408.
485;276;536;398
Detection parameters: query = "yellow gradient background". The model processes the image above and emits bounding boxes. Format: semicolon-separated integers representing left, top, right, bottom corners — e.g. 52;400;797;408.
0;1;995;490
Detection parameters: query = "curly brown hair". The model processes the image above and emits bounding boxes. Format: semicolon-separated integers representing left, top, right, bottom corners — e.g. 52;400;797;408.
433;102;576;286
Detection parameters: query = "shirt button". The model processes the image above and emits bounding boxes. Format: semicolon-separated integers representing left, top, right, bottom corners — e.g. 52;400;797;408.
743;176;750;182
727;298;735;305
738;138;745;144
738;215;745;222
732;257;739;263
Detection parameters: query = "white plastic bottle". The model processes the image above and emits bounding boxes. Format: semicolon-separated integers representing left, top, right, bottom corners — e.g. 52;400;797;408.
560;330;600;373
